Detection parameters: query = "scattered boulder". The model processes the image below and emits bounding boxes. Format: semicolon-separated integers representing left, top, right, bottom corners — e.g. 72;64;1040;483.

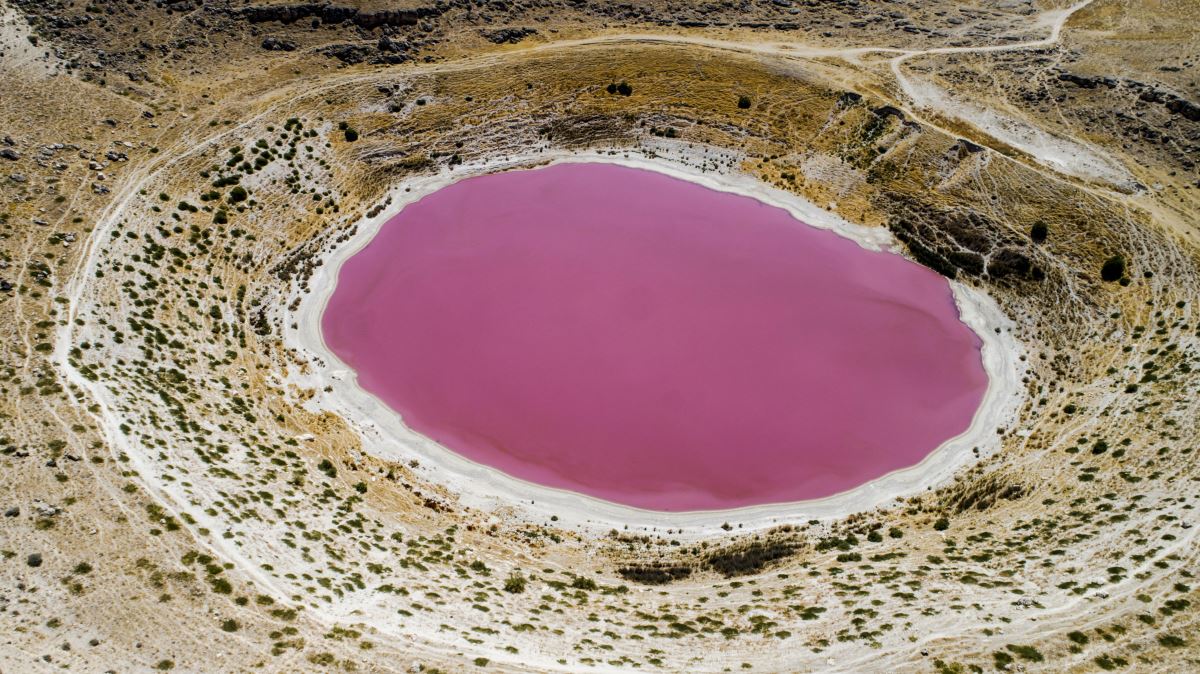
1057;72;1117;89
480;27;537;44
0;149;19;161
3;506;17;517
871;105;905;120
375;36;411;63
236;4;439;30
34;501;61;518
260;37;297;52
957;138;984;153
1165;97;1200;122
317;43;372;64
378;35;409;54
27;553;43;568
837;91;863;106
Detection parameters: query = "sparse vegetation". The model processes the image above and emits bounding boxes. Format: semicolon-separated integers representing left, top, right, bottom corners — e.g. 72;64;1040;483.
2;3;1196;672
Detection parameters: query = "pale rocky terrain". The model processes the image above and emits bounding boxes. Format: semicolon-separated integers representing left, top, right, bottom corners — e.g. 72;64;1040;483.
1;0;1198;672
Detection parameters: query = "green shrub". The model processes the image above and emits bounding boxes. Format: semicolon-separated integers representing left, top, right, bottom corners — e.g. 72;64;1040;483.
570;576;597;591
1158;634;1186;648
504;571;527;593
1006;644;1044;662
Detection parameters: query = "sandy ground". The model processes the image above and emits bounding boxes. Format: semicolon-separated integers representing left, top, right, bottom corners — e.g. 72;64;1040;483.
287;147;1027;536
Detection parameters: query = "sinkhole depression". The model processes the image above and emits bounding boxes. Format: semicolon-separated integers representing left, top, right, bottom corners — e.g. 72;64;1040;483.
321;163;988;511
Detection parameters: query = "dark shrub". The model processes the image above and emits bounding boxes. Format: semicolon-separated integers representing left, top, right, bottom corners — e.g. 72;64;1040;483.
1006;644;1044;662
1100;255;1126;282
706;541;798;577
617;564;691;585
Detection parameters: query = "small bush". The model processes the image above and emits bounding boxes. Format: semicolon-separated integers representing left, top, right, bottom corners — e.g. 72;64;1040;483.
503;571;527;593
933;517;949;531
1100;255;1126;282
570;576;597;591
1006;644;1044;662
308;652;335;665
737;95;751;109
1158;634;1186;648
1031;221;1048;243
317;459;336;478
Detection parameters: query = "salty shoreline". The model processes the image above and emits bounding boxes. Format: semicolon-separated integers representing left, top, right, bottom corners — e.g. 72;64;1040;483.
287;147;1027;535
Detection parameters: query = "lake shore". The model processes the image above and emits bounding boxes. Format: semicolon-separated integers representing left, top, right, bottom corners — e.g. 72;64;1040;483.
287;146;1026;535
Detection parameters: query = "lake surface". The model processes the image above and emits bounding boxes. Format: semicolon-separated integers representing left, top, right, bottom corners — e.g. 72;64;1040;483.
322;163;987;511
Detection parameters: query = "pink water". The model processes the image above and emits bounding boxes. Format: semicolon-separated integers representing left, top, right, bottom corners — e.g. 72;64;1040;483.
322;163;987;511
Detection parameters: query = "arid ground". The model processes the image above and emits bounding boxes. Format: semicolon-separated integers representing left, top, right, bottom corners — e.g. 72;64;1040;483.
1;0;1198;672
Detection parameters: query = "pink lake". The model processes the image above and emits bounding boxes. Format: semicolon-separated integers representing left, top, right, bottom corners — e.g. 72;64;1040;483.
322;163;987;511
